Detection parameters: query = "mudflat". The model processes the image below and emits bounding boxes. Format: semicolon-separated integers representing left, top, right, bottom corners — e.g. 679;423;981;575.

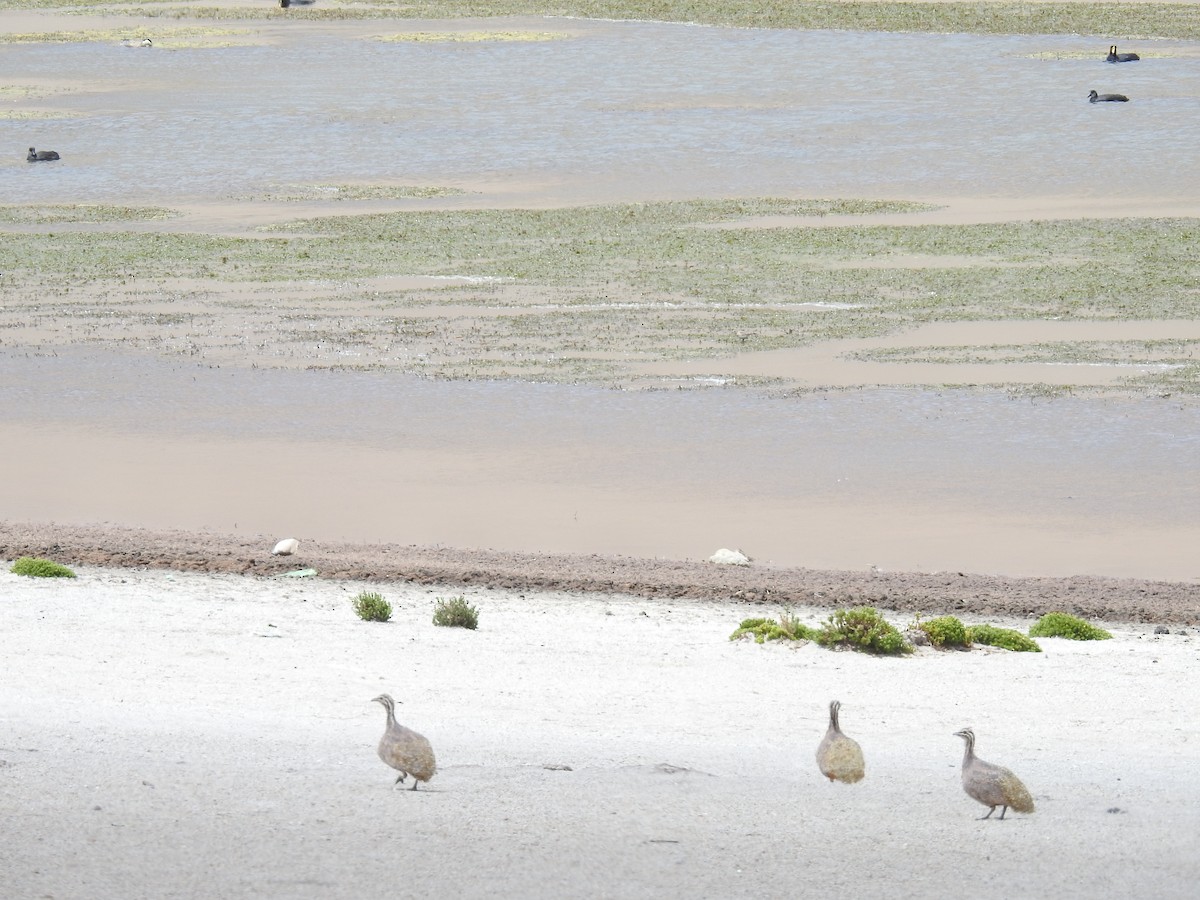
3;520;1199;623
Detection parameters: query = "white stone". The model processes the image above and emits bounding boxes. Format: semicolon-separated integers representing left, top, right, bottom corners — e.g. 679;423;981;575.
709;548;750;566
271;538;300;556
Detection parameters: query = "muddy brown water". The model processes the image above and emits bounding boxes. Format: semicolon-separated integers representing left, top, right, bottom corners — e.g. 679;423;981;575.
2;348;1197;525
2;347;1198;584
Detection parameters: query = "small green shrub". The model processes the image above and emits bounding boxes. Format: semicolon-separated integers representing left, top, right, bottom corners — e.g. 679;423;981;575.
1028;612;1112;641
730;612;816;644
432;595;478;630
352;591;392;622
816;607;911;655
10;556;76;578
916;615;970;649
966;624;1042;652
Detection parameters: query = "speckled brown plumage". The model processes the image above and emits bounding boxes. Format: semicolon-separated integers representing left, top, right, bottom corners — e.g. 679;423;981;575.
816;700;865;783
955;727;1034;819
372;693;436;790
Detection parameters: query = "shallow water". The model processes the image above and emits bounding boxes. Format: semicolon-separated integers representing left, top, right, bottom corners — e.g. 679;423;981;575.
4;20;1199;576
3;21;1198;204
3;347;1197;530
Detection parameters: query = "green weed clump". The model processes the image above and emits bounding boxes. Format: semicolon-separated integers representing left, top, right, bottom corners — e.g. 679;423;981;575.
432;595;478;630
352;591;392;622
966;624;1042;652
816;607;911;655
729;612;816;644
916;615;971;649
1028;612;1112;641
10;556;76;578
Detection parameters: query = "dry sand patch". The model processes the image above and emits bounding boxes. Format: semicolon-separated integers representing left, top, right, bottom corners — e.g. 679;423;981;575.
2;564;1198;898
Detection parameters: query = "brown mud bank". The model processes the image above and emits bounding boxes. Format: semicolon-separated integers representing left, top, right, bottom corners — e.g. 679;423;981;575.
3;521;1197;624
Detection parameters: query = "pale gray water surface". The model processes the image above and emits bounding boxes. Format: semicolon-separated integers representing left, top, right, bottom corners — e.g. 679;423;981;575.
3;21;1199;204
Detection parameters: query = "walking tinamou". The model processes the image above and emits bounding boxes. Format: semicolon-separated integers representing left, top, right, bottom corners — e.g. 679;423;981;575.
372;693;436;790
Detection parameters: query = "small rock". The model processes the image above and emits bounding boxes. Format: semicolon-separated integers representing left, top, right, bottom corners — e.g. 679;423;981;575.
271;538;300;556
709;548;750;566
1153;625;1169;635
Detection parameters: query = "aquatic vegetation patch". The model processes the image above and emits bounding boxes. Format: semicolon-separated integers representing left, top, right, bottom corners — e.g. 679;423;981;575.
0;205;175;225
238;184;468;202
849;340;1200;368
0;85;80;119
373;30;566;43
1130;362;1200;395
0;110;74;120
3;201;1198;393
0;25;251;45
262;208;1200;327
155;38;265;50
260;198;937;293
0;85;68;100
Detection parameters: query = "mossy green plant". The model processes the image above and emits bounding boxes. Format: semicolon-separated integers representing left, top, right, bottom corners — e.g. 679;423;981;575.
1029;612;1112;641
729;612;816;644
432;595;479;630
352;590;392;622
10;556;76;578
966;624;1042;652
816;607;912;655
915;615;971;649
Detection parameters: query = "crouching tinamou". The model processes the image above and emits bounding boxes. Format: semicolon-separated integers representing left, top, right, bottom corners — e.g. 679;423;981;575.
817;700;865;783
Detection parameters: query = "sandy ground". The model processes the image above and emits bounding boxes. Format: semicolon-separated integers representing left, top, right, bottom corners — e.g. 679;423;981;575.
3;563;1199;899
3;8;1198;589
